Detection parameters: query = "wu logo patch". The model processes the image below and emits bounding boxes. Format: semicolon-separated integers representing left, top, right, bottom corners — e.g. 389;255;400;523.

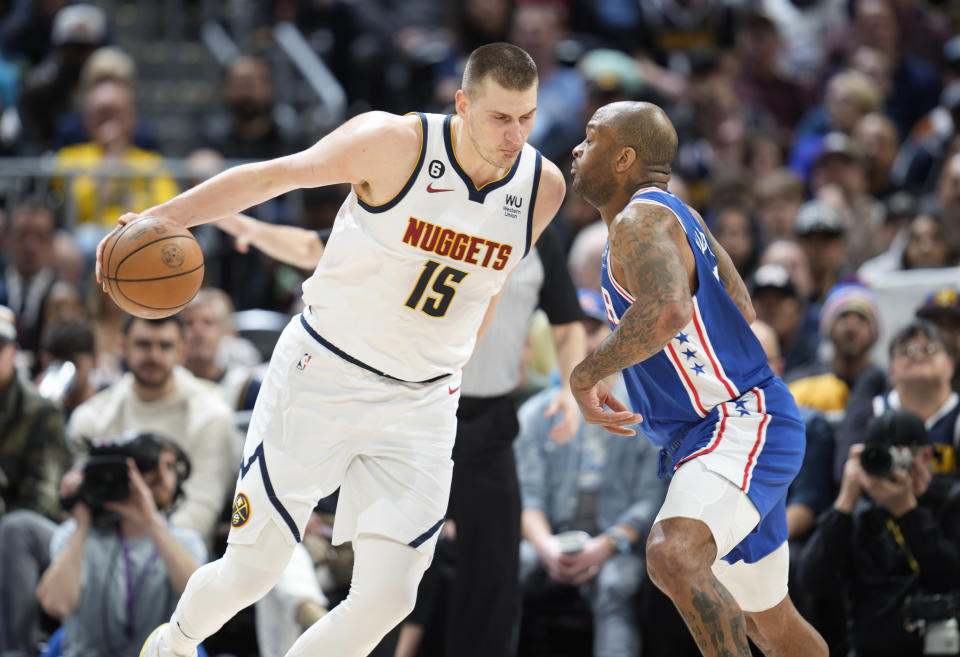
297;353;312;371
231;492;251;528
503;194;523;219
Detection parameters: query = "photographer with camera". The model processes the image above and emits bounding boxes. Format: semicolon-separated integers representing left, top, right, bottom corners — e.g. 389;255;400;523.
34;431;207;657
800;409;960;656
836;320;958;482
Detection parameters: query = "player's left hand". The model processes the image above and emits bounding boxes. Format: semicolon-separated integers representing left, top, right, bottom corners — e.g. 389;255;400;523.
570;378;642;436
544;389;581;443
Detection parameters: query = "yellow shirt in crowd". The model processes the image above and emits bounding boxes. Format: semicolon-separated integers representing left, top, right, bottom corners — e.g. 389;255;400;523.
54;143;179;226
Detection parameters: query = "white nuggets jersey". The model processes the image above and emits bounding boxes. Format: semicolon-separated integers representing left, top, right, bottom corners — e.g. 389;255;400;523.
301;112;543;382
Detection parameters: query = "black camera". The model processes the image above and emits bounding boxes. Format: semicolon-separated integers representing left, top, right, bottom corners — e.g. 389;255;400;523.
75;432;188;510
860;409;928;478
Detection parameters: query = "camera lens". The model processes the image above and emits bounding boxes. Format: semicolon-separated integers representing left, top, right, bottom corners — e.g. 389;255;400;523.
860;443;892;477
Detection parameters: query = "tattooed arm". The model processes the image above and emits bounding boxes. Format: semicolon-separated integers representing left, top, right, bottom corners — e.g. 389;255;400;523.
690;208;756;324
569;204;692;434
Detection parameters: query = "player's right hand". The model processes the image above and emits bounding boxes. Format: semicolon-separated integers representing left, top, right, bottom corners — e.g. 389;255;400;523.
571;379;643;436
95;212;142;288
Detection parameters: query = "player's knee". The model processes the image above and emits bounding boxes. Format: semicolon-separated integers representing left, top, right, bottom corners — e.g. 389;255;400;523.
215;542;295;603
645;521;714;595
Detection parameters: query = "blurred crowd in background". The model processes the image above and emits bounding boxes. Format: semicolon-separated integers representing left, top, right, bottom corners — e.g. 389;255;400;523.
1;1;960;657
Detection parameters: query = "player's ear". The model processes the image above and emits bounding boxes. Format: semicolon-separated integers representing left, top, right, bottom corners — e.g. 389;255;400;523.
455;89;469;119
615;146;637;174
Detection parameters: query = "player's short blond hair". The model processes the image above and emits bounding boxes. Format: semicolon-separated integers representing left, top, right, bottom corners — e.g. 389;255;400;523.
462;43;537;98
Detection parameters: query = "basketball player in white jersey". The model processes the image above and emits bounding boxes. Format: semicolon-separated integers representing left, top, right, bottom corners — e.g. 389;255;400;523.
96;43;608;657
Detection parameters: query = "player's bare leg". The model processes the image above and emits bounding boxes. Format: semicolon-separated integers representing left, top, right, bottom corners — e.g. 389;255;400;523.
743;596;828;657
646;518;752;657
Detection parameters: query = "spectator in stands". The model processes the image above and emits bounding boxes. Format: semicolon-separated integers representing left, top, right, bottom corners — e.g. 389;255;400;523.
895;81;960;196
759;238;817;311
202;55;302;164
0;0;67;66
899;211;958;270
793;201;848;306
16;3;107;153
453;0;512;55
748;262;820;378
566;220;607;291
843;0;942;138
35;317;97;419
509;2;586;164
53;78;178;237
810;133;886;270
753;168;805;242
181;289;261;413
891;0;951;69
935;151;960;233
0;303;71;655
791;69;883;181
67;315;239;548
35;432;206;657
198;55;304;311
838;320;959;481
915;285;960;392
801;409;960;657
709;201;761;278
852;112;900;201
0;197;60;368
52;46;160;151
788;284;887;427
733;8;811;136
758;0;847;87
0;304;69;521
515;288;667;657
83;273;124;391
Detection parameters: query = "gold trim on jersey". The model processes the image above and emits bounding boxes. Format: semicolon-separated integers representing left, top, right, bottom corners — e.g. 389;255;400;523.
447;118;513;192
358;112;427;210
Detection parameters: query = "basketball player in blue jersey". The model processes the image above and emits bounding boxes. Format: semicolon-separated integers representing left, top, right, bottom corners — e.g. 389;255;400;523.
94;43;595;657
568;101;828;657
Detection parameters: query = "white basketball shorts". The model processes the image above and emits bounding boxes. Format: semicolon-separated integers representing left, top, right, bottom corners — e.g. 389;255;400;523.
227;313;461;555
654;459;789;612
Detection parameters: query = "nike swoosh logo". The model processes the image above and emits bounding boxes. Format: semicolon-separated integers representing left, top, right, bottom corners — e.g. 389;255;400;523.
427;183;454;193
448;385;461;395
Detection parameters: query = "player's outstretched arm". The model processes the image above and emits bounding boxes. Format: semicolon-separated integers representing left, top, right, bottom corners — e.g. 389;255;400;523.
96;112;420;284
217;214;324;270
135;111;418;229
570;204;692;430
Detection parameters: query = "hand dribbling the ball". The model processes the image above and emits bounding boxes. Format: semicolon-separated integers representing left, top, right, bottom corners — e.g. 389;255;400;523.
96;211;148;290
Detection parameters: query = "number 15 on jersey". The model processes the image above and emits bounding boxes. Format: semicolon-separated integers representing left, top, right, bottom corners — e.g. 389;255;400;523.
405;260;468;318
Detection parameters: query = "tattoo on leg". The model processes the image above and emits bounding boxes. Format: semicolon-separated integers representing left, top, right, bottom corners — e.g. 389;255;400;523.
680;584;750;657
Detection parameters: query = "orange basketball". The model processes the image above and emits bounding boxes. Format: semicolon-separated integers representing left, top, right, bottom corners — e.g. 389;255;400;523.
102;216;204;319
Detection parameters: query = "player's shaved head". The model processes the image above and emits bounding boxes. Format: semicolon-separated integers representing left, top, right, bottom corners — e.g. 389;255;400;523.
462;43;538;97
596;101;678;174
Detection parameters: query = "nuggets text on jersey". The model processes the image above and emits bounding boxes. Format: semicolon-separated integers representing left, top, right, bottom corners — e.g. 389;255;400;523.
402;217;513;270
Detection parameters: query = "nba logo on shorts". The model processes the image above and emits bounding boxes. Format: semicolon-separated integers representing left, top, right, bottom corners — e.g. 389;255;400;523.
297;353;312;371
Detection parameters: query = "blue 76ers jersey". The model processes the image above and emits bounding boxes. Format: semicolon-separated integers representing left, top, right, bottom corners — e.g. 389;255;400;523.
600;187;780;451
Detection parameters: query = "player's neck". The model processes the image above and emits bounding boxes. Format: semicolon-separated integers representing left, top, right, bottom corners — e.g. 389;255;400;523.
599;180;669;226
451;117;509;188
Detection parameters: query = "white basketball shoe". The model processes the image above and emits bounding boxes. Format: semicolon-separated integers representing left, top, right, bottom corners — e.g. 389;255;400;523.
139;623;197;657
